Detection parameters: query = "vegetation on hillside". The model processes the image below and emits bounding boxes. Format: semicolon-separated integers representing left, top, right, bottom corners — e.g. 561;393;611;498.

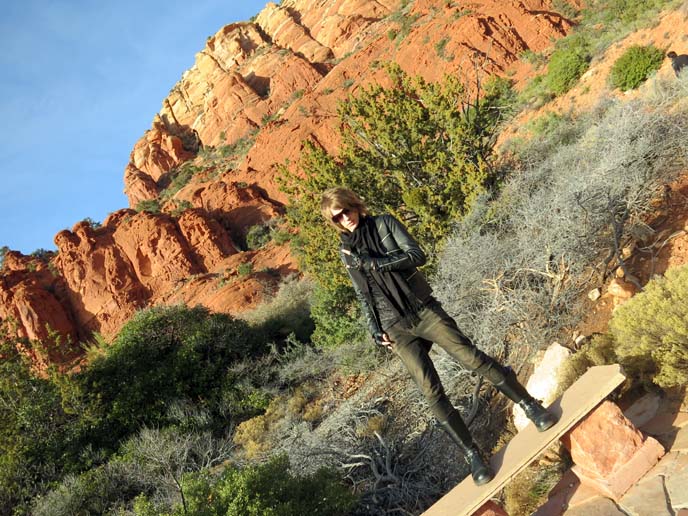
280;64;514;347
518;0;681;106
558;264;688;394
609;44;665;90
3;1;688;514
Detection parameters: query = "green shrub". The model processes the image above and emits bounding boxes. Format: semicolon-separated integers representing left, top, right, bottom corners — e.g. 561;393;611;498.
170;199;193;218
520;49;547;68
584;0;679;29
435;37;451;60
246;223;272;250
159;161;200;200
30;248;56;261
169;455;356;516
240;276;315;345
31;461;146;516
610;265;688;388
609;44;664;91
0;245;9;269
80;217;102;229
135;199;161;214
545;35;591;95
272;229;292;245
238;262;254;277
0;335;80;512
309;283;366;349
517;74;554;109
526;111;571;136
555;334;621;397
65;305;263;448
552;0;580;19
388;10;420;46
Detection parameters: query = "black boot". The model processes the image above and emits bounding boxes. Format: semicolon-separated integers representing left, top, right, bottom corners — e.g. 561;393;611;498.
439;410;494;486
519;397;558;432
494;368;557;432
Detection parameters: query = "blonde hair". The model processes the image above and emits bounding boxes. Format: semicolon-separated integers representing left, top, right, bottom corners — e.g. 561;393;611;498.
320;187;369;232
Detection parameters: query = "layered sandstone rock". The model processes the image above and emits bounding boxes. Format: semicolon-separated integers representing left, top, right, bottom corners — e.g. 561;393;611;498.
0;252;77;343
54;219;150;337
48;208;249;339
2;0;577;358
124;0;575;208
562;401;665;501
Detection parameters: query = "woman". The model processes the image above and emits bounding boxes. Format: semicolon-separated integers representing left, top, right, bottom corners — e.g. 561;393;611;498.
321;187;557;486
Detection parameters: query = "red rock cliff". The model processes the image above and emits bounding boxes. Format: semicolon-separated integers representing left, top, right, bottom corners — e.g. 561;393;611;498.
1;0;574;360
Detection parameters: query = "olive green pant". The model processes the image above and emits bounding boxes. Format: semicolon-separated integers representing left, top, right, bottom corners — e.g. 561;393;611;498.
385;301;507;422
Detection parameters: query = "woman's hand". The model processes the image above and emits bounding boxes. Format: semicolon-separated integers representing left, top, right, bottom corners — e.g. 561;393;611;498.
373;332;394;350
343;249;377;272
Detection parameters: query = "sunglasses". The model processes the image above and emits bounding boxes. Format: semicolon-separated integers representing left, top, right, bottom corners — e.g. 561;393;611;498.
331;208;353;224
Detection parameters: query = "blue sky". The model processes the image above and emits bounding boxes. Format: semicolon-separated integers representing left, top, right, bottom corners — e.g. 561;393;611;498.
0;0;268;254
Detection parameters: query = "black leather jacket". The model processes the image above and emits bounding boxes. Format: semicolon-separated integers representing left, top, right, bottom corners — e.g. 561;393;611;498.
339;214;433;335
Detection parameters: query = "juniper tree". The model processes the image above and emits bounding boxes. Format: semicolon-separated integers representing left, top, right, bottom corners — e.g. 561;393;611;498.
279;65;510;346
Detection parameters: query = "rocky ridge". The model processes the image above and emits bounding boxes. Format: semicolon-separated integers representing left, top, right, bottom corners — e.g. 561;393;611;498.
0;0;575;363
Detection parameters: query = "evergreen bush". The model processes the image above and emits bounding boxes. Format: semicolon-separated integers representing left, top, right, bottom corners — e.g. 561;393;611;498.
610;265;688;388
135;199;161;214
609;44;664;91
545;35;592;95
0;245;8;269
0;334;78;512
65;305;263;448
245;222;272;249
280;65;511;346
308;283;366;349
171;455;356;516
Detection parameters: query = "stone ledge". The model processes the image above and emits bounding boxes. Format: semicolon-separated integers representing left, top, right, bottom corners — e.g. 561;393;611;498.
571;436;665;501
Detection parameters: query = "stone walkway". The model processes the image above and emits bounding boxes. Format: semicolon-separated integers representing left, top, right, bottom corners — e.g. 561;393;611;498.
535;390;688;516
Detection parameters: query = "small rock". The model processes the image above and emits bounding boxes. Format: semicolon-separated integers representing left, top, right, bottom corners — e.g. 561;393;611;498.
513;342;571;431
607;278;637;308
621;244;635;259
588;288;602;301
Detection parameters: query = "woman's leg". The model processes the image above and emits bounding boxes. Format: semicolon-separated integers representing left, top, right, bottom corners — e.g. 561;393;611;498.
412;302;557;431
411;303;508;385
387;324;494;485
386;326;454;422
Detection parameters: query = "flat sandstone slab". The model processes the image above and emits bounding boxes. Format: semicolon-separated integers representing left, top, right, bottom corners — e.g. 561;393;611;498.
422;364;626;516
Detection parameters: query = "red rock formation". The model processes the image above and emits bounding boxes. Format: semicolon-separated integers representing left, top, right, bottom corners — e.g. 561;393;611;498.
0;256;75;342
0;251;79;365
562;401;665;501
54;219;150;337
177;208;239;271
178;180;283;234
1;0;576;361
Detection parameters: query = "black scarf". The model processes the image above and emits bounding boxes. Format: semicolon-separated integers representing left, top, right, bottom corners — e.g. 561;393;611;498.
341;215;423;329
